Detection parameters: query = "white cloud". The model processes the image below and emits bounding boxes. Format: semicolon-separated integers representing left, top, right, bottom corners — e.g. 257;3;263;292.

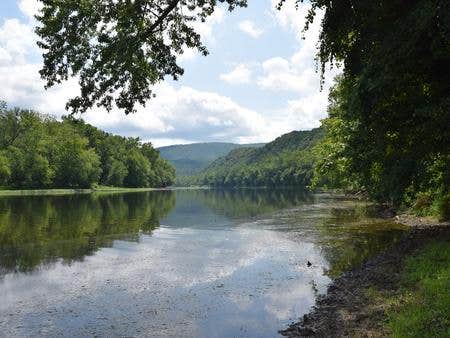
70;80;269;143
0;56;269;143
0;47;12;65
258;0;327;94
238;20;264;38
257;57;317;93
252;0;341;133
193;7;225;42
178;7;225;62
220;64;252;84
0;18;35;63
0;2;272;144
18;0;42;20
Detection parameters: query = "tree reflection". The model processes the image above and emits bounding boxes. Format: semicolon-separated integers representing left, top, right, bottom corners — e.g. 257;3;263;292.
0;189;407;281
0;191;175;275
185;188;312;218
315;206;406;277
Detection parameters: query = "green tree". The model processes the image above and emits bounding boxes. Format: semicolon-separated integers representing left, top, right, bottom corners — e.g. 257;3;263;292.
294;1;450;212
106;159;128;187
52;136;101;188
0;152;10;185
124;149;150;187
0;103;175;189
23;153;54;188
36;0;247;114
5;147;27;188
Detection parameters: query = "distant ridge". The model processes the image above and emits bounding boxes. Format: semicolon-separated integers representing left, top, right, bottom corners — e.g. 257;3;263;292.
158;142;264;177
197;128;324;187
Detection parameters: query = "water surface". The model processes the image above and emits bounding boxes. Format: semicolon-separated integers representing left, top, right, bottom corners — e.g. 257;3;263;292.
0;189;406;337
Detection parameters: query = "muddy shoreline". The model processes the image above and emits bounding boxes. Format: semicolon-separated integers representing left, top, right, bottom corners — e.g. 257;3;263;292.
280;221;450;337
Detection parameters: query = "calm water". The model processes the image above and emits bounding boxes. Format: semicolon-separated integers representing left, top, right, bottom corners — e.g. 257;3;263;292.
0;189;406;337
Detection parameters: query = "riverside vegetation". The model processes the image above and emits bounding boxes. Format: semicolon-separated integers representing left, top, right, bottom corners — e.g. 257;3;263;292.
0;102;175;190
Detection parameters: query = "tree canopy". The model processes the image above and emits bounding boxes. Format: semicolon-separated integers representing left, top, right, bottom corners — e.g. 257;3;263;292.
36;0;247;114
0;102;175;189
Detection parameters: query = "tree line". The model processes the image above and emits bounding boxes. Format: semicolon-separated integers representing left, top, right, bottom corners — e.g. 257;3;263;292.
309;0;450;220
195;129;322;188
0;102;175;189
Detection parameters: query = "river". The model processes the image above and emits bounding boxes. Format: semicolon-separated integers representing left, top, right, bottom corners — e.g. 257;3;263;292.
0;189;406;337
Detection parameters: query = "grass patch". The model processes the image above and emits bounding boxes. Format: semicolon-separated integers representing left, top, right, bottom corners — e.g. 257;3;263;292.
93;186;158;194
386;240;450;337
0;188;92;196
0;186;160;197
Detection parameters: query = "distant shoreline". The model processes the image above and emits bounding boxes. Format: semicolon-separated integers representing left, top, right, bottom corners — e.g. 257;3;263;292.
0;187;160;197
0;185;220;197
0;186;349;197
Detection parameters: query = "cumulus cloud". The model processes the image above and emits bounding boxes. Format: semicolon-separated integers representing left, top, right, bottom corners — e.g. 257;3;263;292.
84;83;268;144
0;55;269;145
253;0;341;130
220;64;252;84
257;57;317;93
18;0;42;20
0;9;269;144
259;0;327;94
238;20;264;38
0;18;35;64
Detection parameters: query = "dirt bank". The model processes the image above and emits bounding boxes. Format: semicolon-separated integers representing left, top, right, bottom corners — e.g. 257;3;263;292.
280;223;450;337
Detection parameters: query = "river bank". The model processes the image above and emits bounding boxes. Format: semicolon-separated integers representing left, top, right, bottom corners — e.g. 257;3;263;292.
0;186;168;196
280;220;450;337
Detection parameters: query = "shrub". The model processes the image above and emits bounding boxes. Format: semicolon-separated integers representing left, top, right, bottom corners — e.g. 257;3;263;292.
438;192;450;221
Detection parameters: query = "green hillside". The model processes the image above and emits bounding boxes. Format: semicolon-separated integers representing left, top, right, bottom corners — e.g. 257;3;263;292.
197;128;324;187
158;142;264;177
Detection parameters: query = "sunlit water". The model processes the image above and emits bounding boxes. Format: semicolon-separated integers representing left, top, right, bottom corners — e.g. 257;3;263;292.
0;189;406;337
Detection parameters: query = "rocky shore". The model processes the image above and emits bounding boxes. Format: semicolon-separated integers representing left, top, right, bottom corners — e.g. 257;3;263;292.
280;221;450;337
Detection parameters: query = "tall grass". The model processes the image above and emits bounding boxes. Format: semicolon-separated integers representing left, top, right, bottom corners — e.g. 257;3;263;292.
387;241;450;337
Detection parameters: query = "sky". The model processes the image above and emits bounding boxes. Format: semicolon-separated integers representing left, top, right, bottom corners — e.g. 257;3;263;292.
0;0;339;147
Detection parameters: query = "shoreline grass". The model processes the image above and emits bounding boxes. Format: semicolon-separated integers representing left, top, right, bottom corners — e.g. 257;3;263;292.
365;239;450;337
385;240;450;337
0;186;160;197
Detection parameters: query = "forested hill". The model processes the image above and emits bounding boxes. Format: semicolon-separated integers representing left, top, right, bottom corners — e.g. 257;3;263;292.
158;142;264;177
197;128;324;187
0;103;175;189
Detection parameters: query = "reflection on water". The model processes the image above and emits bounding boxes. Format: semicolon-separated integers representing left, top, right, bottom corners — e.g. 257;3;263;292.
0;191;175;275
0;189;406;337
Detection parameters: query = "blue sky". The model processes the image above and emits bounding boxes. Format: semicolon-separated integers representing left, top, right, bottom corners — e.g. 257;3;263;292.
0;0;339;146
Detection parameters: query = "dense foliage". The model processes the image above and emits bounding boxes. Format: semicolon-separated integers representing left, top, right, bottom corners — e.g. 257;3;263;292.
197;128;323;187
305;1;450;218
0;102;175;189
